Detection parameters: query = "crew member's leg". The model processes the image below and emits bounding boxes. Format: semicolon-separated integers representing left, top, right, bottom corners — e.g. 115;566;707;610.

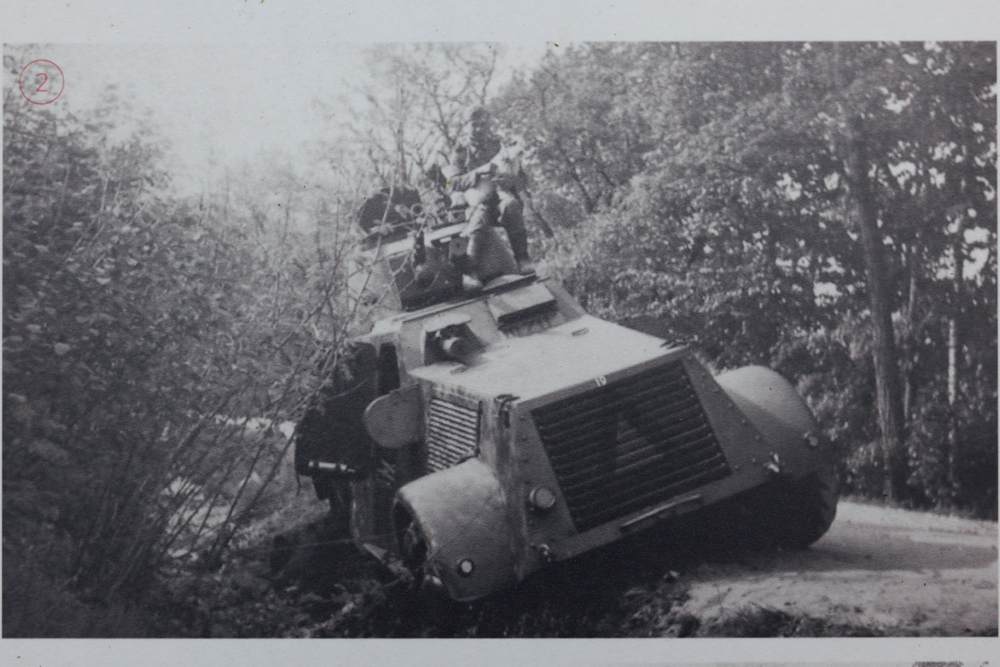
463;194;522;286
497;191;532;272
458;199;493;290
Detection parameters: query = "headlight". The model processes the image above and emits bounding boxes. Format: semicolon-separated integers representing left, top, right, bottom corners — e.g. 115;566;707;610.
457;558;475;577
528;485;557;512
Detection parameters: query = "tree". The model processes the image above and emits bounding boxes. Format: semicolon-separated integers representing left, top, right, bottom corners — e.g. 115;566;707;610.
343;43;503;189
4;48;363;623
495;43;661;221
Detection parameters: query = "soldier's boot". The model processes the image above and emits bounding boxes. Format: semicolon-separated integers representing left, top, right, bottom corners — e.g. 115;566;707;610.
462;274;484;293
509;231;534;274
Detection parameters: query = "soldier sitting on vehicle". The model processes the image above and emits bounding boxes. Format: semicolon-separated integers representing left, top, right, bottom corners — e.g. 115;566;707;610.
441;107;534;288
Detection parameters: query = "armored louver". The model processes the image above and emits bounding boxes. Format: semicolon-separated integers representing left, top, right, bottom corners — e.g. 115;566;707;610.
532;361;731;532
426;397;480;472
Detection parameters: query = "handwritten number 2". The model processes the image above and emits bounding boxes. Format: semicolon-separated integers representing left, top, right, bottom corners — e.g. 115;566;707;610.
35;72;48;93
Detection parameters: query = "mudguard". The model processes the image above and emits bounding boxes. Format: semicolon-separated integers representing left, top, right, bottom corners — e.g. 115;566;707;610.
394;459;519;602
715;365;838;547
715;366;821;479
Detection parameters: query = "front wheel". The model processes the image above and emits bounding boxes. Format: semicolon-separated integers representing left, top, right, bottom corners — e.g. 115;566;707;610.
393;504;429;575
789;463;839;549
758;465;839;550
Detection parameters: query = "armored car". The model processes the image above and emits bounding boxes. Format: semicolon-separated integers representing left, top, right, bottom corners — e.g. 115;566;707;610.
295;202;837;602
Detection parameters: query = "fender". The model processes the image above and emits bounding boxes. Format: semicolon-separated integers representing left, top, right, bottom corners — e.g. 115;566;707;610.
715;366;822;479
394;459;519;602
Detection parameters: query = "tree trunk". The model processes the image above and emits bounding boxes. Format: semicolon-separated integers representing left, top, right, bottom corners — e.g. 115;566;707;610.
946;241;960;415
902;255;917;424
945;128;976;501
844;117;907;502
946;216;966;500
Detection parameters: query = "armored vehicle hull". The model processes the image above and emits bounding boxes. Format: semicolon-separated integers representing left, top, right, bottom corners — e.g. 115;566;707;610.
295;226;837;602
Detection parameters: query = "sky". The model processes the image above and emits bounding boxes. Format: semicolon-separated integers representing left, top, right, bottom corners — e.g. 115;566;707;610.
5;0;998;197
4;42;550;194
6;0;997;199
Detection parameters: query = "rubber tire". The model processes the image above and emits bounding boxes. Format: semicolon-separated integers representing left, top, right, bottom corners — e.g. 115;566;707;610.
761;464;839;551
791;461;839;549
393;504;429;575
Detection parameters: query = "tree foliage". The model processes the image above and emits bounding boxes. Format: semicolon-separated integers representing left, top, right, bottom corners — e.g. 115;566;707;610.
3;49;361;631
342;43;503;188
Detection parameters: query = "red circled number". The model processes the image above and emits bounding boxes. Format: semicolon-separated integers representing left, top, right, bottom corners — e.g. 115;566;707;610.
18;60;65;105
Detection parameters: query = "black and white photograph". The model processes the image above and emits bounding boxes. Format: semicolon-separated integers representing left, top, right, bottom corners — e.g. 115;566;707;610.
2;1;997;661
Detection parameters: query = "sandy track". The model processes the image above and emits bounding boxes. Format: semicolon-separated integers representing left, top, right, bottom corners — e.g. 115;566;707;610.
671;501;998;635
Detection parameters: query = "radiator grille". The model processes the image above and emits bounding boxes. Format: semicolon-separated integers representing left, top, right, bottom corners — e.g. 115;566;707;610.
426;398;479;472
531;361;730;532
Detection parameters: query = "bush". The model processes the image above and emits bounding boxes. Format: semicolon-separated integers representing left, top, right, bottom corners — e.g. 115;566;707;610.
3;56;358;632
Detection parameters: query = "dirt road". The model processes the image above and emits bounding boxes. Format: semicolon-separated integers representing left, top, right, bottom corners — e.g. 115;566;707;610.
671;500;998;635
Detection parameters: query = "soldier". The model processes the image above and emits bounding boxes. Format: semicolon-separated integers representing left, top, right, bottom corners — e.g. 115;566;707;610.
443;107;534;281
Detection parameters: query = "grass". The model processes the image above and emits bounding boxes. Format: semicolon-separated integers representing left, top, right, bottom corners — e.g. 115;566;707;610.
838;493;998;522
698;605;886;637
2;558;155;638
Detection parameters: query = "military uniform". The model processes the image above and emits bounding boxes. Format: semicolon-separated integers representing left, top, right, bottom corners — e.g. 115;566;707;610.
449;117;531;270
